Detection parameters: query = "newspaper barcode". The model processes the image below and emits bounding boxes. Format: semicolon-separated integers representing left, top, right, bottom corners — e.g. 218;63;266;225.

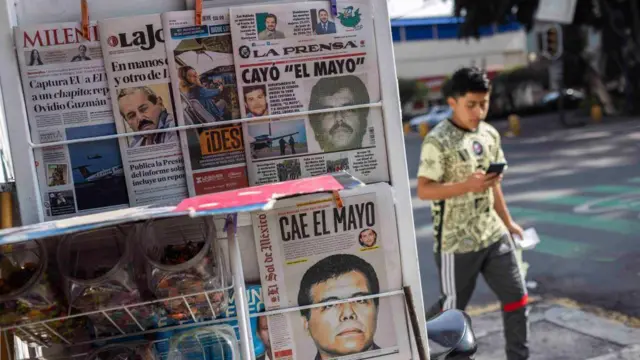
369;126;375;144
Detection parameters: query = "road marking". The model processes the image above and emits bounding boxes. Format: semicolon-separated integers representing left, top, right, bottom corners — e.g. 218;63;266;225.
534;194;640;212
509;207;640;235
583;185;640;194
530;234;601;260
628;177;640;184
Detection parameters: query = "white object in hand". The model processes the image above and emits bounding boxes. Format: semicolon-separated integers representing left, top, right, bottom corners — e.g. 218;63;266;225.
513;228;541;250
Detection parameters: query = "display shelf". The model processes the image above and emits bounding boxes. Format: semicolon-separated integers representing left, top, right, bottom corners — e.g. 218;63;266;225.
0;0;429;359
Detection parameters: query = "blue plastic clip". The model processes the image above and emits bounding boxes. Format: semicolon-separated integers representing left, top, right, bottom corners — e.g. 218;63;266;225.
330;0;337;16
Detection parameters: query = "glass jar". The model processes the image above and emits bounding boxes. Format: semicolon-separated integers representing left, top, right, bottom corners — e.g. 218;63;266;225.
167;325;238;360
57;226;157;337
0;240;78;344
141;216;229;323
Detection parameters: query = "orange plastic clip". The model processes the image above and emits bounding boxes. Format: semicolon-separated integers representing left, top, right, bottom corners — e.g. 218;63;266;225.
80;0;89;40
195;0;203;25
332;190;344;209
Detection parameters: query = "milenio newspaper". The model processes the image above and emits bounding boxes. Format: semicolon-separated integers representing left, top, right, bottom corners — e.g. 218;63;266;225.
15;21;130;220
163;8;250;196
251;183;411;360
99;14;189;206
230;0;390;186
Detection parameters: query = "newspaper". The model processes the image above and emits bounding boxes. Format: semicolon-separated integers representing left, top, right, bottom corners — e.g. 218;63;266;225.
163;8;249;196
251;183;411;360
99;14;189;206
14;21;130;221
230;1;390;186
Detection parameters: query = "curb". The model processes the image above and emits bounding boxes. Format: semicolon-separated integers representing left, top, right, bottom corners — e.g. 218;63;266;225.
545;307;640;346
586;345;640;360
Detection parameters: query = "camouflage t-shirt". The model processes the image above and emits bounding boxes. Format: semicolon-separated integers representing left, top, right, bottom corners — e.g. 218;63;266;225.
417;119;508;254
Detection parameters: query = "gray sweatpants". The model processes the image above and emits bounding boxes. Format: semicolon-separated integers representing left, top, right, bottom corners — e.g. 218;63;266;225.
426;234;530;360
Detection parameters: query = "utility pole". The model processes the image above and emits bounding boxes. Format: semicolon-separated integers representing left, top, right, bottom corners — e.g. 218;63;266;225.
541;24;566;125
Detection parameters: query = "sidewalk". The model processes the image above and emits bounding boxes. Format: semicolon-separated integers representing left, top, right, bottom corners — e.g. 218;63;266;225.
468;298;640;360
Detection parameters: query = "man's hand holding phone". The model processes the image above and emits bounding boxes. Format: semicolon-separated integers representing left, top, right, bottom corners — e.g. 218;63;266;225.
465;171;501;193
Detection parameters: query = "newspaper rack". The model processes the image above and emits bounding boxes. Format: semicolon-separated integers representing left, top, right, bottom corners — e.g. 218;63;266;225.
0;0;426;359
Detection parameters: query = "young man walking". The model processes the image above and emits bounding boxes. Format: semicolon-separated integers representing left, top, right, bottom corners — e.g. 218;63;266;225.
417;67;529;360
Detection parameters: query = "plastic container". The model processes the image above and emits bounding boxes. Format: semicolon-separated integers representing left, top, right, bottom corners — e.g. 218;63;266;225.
86;342;159;360
0;240;78;344
141;216;229;323
57;226;157;337
166;325;239;360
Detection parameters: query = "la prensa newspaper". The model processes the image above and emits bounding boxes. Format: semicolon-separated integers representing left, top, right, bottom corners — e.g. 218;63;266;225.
230;0;390;186
15;22;130;220
163;8;249;196
99;14;189;206
251;183;411;360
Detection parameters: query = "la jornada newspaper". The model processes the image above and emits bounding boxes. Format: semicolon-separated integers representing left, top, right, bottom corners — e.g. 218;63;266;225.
99;14;190;207
251;183;410;360
15;21;130;220
163;8;250;196
230;0;390;186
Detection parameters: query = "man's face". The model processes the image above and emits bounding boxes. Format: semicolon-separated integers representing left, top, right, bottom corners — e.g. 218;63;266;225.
360;230;376;247
79;46;86;55
447;91;490;131
245;88;267;116
304;271;377;358
119;90;163;132
314;88;367;150
258;316;271;352
266;17;277;31
186;69;199;85
319;11;329;23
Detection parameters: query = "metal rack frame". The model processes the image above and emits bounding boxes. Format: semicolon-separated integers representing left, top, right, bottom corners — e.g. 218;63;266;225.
0;0;428;359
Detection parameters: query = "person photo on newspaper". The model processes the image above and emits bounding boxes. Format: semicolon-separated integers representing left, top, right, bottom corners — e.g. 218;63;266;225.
297;254;381;360
244;84;269;118
178;65;227;122
308;75;370;152
117;86;178;147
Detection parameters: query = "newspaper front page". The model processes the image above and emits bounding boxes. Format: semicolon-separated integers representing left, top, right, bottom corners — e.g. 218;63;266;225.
251;183;410;360
99;14;189;206
230;1;390;186
163;8;249;196
15;22;130;220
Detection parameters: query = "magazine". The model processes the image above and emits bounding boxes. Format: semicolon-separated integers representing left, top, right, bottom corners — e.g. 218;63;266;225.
162;8;249;196
250;182;410;360
14;21;130;220
229;0;390;186
99;14;189;206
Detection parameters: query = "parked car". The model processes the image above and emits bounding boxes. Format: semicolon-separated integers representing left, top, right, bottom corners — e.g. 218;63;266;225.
409;105;452;132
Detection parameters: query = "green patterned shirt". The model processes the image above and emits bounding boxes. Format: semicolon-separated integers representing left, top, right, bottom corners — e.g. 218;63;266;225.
417;119;508;254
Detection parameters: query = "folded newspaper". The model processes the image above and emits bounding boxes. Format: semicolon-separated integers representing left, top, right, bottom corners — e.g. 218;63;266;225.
163;8;250;196
230;0;390;186
251;182;411;360
99;14;189;206
14;21;130;220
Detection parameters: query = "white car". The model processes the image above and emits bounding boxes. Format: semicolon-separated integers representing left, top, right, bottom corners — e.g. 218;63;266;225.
409;105;453;132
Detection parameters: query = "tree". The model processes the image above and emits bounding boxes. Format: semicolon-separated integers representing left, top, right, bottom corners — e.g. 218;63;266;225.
452;0;640;115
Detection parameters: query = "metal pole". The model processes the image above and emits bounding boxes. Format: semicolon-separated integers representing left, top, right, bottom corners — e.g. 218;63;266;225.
630;0;640;46
557;55;565;126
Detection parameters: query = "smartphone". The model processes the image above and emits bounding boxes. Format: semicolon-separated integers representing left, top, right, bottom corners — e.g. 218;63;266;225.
486;162;506;175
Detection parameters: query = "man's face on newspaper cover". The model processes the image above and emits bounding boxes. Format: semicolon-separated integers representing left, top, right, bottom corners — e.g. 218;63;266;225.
245;88;268;116
119;89;163;132
304;270;377;358
315;88;367;151
186;68;201;86
266;16;277;32
258;316;271;355
319;10;329;23
360;229;376;247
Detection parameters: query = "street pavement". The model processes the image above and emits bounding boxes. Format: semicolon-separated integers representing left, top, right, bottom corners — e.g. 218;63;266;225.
405;115;640;358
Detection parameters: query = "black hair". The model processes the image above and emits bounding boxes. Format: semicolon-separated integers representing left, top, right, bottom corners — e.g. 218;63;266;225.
297;254;379;319
446;66;490;99
243;85;266;100
318;9;329;15
266;14;277;23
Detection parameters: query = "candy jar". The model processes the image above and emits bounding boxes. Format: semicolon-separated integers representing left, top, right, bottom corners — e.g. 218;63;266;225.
57;225;157;337
0;240;77;344
141;216;229;323
167;325;238;360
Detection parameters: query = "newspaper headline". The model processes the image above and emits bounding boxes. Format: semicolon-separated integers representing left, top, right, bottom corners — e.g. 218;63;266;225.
163;8;249;196
15;21;130;220
252;183;410;360
230;0;389;187
99;14;189;206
